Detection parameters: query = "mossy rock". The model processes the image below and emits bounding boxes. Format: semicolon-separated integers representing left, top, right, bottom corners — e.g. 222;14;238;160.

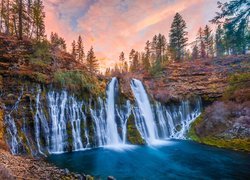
188;114;250;152
126;115;145;145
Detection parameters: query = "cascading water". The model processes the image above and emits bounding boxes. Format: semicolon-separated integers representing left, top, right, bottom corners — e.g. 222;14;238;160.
105;77;121;145
116;100;131;144
130;78;202;144
4;77;202;156
130;79;159;144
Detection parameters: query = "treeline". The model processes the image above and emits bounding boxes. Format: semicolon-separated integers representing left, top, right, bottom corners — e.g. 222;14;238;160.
106;0;249;76
0;0;99;73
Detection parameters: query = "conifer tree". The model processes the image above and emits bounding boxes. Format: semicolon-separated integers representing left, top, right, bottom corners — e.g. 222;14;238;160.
50;32;66;50
192;44;199;60
119;51;125;72
76;35;84;63
196;27;206;58
86;46;98;73
203;25;214;58
71;40;76;59
215;24;225;57
32;0;45;41
169;13;188;61
123;61;128;73
143;40;151;71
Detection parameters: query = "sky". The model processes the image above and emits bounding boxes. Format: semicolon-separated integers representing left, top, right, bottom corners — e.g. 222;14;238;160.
44;0;227;71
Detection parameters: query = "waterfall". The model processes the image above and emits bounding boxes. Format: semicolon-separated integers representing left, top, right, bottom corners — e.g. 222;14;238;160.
4;77;202;156
90;98;107;146
130;79;202;144
105;77;121;145
91;77;125;146
48;91;68;153
34;89;50;155
116;100;131;144
130;79;159;144
68;97;84;151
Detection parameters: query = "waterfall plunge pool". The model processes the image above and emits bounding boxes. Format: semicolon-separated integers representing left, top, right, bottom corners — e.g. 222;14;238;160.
47;140;250;179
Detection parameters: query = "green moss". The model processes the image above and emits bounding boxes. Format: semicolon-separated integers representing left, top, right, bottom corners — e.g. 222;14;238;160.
199;137;250;152
53;70;105;99
188;114;204;142
188;114;250;152
223;72;250;100
127;115;145;145
67;121;73;151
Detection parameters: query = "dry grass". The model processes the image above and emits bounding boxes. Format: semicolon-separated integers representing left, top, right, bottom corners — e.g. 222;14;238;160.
0;164;14;180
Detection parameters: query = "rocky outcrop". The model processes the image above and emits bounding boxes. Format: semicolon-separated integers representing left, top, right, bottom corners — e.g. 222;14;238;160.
0;149;91;179
189;72;250;151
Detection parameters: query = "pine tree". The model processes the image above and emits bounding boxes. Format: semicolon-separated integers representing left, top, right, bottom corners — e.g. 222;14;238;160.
50;32;67;50
129;50;140;72
151;35;157;63
211;0;249;55
215;24;225;57
119;51;125;72
169;13;188;61
196;27;206;58
123;61;128;73
71;40;76;59
32;0;45;41
143;40;151;71
235;19;248;54
76;35;84;62
86;46;98;73
129;49;135;69
203;25;214;58
192;44;199;60
211;0;249;28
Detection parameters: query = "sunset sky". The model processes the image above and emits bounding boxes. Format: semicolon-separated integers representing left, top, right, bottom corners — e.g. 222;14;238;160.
44;0;227;71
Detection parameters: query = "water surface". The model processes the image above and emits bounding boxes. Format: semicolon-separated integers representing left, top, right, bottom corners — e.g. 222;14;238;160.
47;140;250;179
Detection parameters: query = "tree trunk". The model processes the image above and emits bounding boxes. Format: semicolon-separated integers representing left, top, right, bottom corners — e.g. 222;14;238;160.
18;0;23;40
5;0;9;34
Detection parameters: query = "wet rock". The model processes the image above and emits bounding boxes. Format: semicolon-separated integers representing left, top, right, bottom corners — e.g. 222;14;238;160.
107;176;116;180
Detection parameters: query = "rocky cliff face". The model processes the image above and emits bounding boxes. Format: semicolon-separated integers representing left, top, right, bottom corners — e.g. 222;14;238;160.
117;55;249;103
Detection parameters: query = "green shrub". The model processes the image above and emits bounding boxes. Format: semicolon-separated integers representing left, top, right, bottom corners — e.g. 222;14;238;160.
29;40;51;66
223;72;250;100
53;70;105;99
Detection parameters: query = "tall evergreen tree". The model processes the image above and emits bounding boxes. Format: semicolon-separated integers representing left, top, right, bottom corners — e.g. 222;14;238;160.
50;32;66;50
32;0;45;41
196;27;206;58
215;24;225;57
169;13;188;61
211;0;249;28
86;46;98;73
119;51;125;72
203;25;214;58
123;61;128;73
76;35;84;62
71;40;76;59
151;35;157;63
192;44;199;60
143;40;151;71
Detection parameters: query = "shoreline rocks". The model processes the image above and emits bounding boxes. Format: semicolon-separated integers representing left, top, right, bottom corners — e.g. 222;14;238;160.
0;149;91;179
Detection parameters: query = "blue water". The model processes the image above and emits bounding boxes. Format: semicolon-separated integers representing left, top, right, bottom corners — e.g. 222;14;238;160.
47;140;250;179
